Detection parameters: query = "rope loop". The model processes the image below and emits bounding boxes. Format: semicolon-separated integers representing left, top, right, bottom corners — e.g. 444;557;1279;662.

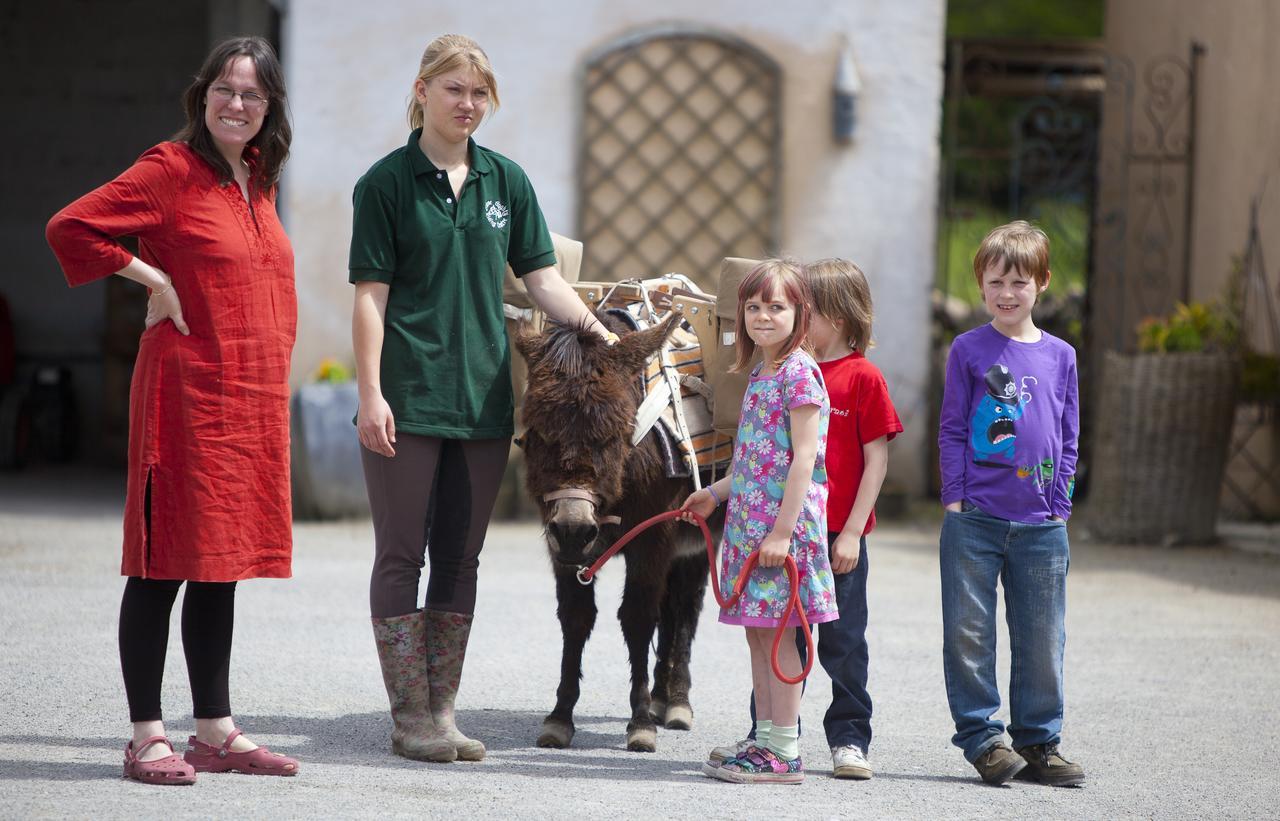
576;509;813;683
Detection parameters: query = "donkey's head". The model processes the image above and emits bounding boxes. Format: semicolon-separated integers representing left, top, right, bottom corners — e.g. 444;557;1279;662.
517;313;679;566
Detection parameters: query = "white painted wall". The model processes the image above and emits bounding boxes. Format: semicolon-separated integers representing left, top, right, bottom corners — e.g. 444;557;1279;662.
282;0;946;494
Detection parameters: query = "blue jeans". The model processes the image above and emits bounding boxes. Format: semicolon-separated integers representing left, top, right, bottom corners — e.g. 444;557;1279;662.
940;503;1069;762
747;534;872;752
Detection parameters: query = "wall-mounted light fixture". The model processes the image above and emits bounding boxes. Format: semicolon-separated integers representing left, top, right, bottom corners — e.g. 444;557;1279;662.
834;36;860;144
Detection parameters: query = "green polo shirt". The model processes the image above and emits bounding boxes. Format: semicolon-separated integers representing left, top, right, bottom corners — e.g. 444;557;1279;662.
349;129;557;438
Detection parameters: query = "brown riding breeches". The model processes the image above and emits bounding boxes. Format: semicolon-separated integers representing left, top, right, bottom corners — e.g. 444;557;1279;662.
361;433;510;619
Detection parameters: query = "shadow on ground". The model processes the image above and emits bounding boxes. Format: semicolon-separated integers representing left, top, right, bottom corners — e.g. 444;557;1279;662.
0;710;715;784
0;759;122;782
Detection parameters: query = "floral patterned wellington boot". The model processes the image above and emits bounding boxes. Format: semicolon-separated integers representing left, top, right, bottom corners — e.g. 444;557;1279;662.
424;609;486;761
702;745;805;784
371;611;457;762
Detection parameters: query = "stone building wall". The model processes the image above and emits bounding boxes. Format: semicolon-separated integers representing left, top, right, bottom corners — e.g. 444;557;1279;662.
283;0;947;494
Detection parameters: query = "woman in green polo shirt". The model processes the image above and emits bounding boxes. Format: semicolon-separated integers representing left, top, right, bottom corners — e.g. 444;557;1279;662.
349;34;614;764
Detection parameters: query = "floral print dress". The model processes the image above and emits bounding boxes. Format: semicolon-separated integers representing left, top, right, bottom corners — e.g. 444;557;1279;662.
718;349;838;628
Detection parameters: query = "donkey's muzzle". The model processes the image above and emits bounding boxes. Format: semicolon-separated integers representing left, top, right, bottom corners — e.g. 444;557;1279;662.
548;521;599;562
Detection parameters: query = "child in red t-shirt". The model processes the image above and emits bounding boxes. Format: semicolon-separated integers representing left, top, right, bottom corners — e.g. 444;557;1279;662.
805;258;903;779
706;258;903;779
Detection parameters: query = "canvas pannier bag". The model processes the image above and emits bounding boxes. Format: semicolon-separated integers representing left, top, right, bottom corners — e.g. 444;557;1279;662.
710;257;761;437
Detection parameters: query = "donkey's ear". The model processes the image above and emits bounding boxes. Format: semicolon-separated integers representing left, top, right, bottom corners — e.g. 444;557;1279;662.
610;313;680;373
514;323;543;365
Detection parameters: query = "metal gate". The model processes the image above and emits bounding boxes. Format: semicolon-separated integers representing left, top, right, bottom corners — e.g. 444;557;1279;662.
932;37;1202;498
1089;44;1204;354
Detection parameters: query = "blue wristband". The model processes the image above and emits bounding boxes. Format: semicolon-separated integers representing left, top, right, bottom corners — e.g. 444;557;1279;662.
706;485;723;507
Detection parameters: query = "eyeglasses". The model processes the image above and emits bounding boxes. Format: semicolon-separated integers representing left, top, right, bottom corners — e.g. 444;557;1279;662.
209;85;269;110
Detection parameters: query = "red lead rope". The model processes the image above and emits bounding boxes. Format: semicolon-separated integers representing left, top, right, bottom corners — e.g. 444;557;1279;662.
576;509;814;684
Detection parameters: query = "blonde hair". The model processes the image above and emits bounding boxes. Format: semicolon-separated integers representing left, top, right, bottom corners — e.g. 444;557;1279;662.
731;259;813;372
406;34;500;129
803;258;874;354
973;220;1051;290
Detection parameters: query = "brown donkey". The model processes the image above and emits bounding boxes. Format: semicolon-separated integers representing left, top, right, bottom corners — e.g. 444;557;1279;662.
516;312;723;752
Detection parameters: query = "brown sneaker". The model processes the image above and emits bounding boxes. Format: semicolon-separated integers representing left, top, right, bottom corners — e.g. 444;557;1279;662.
1015;743;1085;787
972;741;1027;785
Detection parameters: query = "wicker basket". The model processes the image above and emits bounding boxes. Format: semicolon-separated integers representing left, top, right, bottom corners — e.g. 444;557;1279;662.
1091;351;1239;544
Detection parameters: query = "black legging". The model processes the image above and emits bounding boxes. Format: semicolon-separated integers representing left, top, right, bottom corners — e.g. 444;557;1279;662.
118;577;236;723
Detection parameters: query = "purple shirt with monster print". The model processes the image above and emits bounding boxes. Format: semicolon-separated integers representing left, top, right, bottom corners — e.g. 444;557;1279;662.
939;323;1079;523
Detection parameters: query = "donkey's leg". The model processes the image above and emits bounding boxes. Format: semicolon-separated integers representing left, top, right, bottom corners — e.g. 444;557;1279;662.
619;562;665;753
538;568;597;749
649;551;695;724
658;552;709;731
649;616;673;726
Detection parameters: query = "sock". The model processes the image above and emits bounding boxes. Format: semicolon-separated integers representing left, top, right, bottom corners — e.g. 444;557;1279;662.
754;719;773;749
768;723;799;760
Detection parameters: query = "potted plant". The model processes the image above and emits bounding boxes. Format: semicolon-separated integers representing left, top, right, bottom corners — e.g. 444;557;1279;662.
1089;300;1240;544
290;359;367;519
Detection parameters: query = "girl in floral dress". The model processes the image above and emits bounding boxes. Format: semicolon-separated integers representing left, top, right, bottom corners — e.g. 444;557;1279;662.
680;258;837;784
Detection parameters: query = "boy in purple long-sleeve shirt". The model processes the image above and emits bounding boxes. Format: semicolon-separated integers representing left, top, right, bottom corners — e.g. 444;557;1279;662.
937;221;1084;788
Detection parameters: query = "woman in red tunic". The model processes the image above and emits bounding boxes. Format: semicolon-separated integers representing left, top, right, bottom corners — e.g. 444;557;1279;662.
46;37;300;785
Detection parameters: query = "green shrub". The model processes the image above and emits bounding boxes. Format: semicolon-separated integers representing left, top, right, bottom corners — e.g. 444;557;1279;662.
1136;301;1236;354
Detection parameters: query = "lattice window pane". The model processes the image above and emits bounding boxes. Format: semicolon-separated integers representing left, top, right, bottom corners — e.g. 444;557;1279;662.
579;31;781;288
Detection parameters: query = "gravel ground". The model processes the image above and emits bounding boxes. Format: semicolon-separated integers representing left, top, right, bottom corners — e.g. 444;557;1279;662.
2;468;1278;819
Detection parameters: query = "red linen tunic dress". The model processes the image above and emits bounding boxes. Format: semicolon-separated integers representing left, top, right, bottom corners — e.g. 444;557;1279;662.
46;142;296;581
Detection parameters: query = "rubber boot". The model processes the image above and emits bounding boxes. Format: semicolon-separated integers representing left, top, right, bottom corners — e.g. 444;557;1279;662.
371;611;456;762
424;609;486;761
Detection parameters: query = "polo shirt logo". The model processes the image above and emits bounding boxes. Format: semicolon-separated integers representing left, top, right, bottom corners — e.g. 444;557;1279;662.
485;200;509;229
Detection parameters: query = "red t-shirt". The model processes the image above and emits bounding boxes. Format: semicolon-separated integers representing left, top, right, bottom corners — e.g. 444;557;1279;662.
819;351;903;535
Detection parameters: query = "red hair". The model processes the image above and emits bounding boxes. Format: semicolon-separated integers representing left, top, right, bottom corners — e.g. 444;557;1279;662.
731;259;812;372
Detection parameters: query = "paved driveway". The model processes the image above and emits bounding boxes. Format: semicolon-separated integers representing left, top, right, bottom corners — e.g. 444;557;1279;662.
2;469;1278;819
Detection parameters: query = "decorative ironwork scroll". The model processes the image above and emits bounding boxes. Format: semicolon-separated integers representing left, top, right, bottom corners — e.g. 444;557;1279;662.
1090;42;1203;352
1222;195;1280;519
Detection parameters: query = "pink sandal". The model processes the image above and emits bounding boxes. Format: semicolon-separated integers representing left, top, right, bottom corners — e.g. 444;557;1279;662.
123;735;197;785
183;729;299;776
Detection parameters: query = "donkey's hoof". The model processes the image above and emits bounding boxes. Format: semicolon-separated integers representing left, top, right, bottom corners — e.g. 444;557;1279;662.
648;699;667;723
537;718;575;749
626;726;657;753
663;703;693;731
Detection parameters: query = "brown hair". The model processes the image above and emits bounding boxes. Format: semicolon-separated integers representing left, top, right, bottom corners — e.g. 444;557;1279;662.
973;220;1051;290
407;34;500;129
731;259;813;372
803;258;874;353
173;36;291;192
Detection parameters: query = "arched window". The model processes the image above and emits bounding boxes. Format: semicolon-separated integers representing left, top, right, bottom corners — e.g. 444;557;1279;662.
579;27;782;289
